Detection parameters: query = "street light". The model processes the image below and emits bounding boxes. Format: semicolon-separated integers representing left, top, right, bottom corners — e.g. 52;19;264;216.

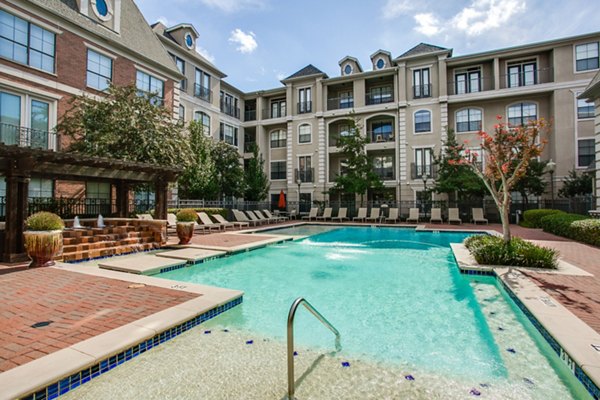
296;178;302;214
546;159;556;208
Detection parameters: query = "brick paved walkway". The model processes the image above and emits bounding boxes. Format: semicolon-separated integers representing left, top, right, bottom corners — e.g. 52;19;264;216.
0;268;198;372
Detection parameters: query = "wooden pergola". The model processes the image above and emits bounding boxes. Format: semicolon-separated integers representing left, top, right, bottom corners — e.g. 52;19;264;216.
0;145;181;263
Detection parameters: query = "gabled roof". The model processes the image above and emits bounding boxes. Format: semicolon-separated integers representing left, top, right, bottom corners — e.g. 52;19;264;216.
370;49;392;59
580;70;600;100
338;56;363;72
396;43;451;59
283;64;327;81
165;23;199;38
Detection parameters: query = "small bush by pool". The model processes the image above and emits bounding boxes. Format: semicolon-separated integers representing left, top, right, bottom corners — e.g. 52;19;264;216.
464;235;558;269
539;213;600;247
520;209;564;228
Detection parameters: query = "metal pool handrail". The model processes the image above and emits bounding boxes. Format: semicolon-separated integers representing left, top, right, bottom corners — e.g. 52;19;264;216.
287;297;341;399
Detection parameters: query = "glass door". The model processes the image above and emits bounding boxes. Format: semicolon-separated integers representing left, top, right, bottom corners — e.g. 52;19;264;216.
0;92;21;145
30;100;49;149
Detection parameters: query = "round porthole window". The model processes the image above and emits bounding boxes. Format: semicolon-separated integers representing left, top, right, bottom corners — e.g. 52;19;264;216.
91;0;113;21
344;64;352;75
185;33;194;49
376;58;385;69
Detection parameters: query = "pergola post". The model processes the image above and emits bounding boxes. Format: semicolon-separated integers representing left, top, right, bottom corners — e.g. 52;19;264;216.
115;181;130;218
154;177;168;220
3;161;31;263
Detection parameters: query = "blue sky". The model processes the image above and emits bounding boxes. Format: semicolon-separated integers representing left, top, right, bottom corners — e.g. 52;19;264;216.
136;0;600;92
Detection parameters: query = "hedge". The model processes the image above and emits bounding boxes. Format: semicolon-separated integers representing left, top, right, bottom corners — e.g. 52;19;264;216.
167;207;228;218
539;213;588;238
521;209;565;228
568;219;600;247
464;234;557;269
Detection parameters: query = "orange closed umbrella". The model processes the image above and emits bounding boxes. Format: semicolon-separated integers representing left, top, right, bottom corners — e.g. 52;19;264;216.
278;190;286;209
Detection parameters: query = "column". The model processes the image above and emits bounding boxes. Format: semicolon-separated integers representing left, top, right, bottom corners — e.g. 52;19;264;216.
3;166;30;263
115;181;130;218
154;178;168;220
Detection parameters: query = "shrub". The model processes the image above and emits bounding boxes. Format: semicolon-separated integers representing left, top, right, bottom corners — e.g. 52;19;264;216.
570;219;600;247
26;212;65;231
539;213;587;238
176;208;198;223
521;209;564;228
464;234;557;269
168;207;227;218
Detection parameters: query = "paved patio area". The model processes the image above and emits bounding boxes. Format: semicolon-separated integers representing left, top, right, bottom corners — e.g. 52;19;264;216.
0;268;198;373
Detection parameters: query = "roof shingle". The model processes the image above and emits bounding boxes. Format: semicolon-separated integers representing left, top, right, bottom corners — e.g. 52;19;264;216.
284;64;327;80
397;43;450;59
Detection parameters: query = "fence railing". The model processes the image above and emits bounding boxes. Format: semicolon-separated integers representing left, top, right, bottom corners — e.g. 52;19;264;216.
0;123;58;151
327;97;354;110
193;83;212;103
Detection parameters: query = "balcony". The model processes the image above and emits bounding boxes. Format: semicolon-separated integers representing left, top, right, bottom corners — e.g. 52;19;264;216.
193;83;212;103
367;130;395;143
410;163;438;180
500;67;553;89
297;101;312;114
327;97;354;111
295;168;314;183
245;110;256;122
365;93;394;106
220;101;240;119
0;123;57;151
262;108;286;120
447;76;494;96
413;84;432;99
373;167;395;181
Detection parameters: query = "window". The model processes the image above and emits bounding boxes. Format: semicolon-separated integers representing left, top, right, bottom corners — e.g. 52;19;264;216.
86;182;110;200
178;105;185;121
136;70;164;106
92;0;113;20
414;148;433;178
339;91;353;109
373;155;394;180
184;33;194;49
220;91;239;118
414;110;431;133
578;139;595;168
174;57;186;90
507;60;536;88
344;64;352;75
194;111;211;135
271;161;286;180
271;99;286;118
297;156;312;182
298;88;312;113
413;68;431;98
86;49;112;91
371;121;393;142
454;68;481;94
298;124;311;143
367;86;393;105
507;102;537;126
456;108;482;132
0;10;55;73
270;129;286;148
194;69;211;102
219;123;238;146
576;42;599;72
376;59;385;69
1;91;51;149
28;178;53;198
577;98;594;119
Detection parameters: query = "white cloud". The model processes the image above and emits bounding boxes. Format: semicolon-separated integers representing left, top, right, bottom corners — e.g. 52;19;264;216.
451;0;526;36
156;16;169;26
414;13;442;36
229;29;258;54
200;0;266;13
382;0;414;19
276;72;286;80
196;44;215;63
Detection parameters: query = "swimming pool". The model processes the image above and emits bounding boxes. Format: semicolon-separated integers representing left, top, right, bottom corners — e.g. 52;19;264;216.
67;226;591;399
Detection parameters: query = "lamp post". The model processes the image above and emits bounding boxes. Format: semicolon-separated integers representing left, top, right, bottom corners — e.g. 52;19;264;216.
296;178;302;214
546;159;556;209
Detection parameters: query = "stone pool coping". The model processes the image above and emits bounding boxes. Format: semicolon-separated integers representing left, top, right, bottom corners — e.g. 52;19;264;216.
0;263;243;400
451;243;600;397
180;232;294;253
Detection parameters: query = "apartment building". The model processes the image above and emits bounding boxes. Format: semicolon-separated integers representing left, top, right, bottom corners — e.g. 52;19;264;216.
0;0;182;202
580;71;600;209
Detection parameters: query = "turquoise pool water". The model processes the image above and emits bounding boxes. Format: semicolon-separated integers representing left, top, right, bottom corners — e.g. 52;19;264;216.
159;226;589;399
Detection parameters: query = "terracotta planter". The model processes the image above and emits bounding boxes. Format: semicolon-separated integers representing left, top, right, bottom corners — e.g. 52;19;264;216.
23;230;63;268
176;222;195;245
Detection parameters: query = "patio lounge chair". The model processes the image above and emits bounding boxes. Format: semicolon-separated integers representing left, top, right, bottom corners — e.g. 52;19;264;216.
246;210;266;225
137;213;153;220
288;209;298;220
316;207;333;221
385;208;400;223
264;209;287;222
406;208;420;223
365;208;381;223
430;208;443;224
206;213;235;231
167;213;177;228
302;207;319;221
448;208;462;225
255;210;277;224
471;208;488;225
213;213;248;229
353;208;368;222
331;207;348;222
197;212;223;232
233;210;260;227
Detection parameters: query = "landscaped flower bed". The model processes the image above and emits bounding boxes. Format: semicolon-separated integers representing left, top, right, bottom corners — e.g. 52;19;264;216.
464;234;558;269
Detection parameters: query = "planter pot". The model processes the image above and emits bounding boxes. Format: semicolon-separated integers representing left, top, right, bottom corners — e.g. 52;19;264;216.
23;230;63;268
176;222;195;245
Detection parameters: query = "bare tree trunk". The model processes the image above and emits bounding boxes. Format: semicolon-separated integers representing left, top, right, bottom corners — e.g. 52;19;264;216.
501;187;512;243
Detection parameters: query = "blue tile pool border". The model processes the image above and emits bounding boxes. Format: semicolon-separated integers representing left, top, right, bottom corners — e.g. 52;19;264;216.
18;296;243;400
460;267;600;400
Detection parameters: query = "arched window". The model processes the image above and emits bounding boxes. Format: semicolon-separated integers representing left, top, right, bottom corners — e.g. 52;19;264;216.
270;129;286;148
456;108;482;132
414;110;431;133
194;111;210;135
507;102;537;126
298;124;311;143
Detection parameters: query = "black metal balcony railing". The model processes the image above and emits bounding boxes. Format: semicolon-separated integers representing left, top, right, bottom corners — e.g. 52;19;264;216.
413;84;432;99
194;83;212;103
297;101;312;114
447;76;494;95
262;108;286;120
295;168;314;183
270;139;286;148
501;67;554;89
0;123;56;150
373;168;395;181
367;130;395;143
365;93;394;105
327;97;354;110
245;109;257;121
220;101;240;119
411;163;438;180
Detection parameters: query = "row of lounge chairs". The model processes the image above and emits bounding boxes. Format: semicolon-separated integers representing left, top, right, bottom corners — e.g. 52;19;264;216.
299;207;489;224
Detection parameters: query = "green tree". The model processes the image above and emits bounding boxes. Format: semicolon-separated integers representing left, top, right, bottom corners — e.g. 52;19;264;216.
433;129;486;201
243;143;270;201
331;116;383;203
211;141;245;200
57;84;191;166
513;159;548;206
558;169;593;198
178;121;218;199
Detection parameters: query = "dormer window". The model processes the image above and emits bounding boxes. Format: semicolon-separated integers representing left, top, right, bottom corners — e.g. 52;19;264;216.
344;64;352;75
185;33;194;49
376;59;385;69
91;0;113;21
